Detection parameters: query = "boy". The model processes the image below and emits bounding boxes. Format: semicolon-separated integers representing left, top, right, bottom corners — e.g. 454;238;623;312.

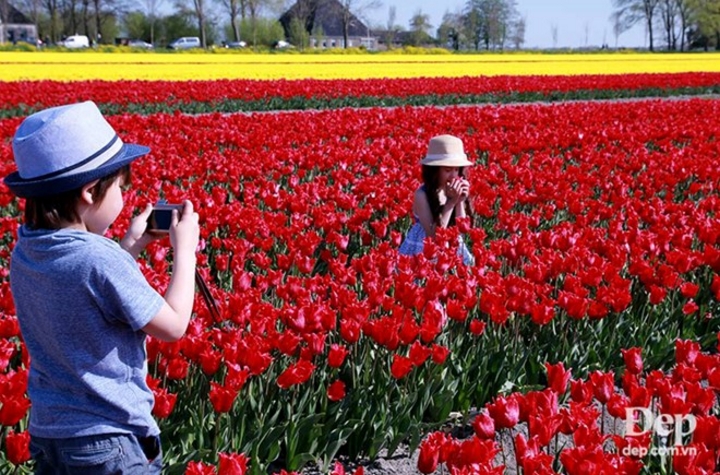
3;101;200;473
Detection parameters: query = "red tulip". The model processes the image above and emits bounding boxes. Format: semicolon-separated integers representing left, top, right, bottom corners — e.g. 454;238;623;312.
692;415;720;450
682;300;698;315
5;430;30;465
329;462;364;475
606;393;630;419
199;348;222;376
469;319;486;336
431;344;449;365
224;363;250;391
218;452;249;475
340;318;361;344
209;382;238;413
471;410;495;439
588;370;614;404
0;339;16;372
164;356;190;380
514;432;542;467
276;359;315;389
711;275;720;300
679;281;699;298
451;436;499;468
621;347;644;375
152;387;177;419
276;331;301;356
676;339;700;365
390;354;413;380
327;344;349;368
0;395;30;426
487;394;520;430
648;285;667;304
417;436;441;474
327;380;346;402
185;461;216;475
408;341;432;367
672;443;717;475
528;414;560;447
569;379;593;404
545;361;571;394
530;301;555;325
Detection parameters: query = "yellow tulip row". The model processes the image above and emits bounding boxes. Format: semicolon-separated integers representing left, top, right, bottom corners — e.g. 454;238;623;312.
1;51;720;81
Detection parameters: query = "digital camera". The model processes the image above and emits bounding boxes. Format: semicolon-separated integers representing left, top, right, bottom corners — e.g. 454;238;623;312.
147;202;184;232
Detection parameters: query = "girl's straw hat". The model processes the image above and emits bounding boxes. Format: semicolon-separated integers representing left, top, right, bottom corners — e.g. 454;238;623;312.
420;135;473;167
4;101;150;198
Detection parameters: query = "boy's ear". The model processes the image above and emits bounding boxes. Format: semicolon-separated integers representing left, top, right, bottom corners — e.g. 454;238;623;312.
80;180;100;205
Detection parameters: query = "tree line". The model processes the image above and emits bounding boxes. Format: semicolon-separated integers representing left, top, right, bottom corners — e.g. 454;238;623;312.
8;0;720;50
612;0;720;50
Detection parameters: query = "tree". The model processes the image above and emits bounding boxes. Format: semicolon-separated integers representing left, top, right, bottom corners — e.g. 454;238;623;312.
245;0;285;47
337;0;381;48
287;14;308;47
174;0;209;46
224;16;283;46
658;0;678;49
124;10;150;39
383;4;396;49
90;0;104;43
611;10;625;46
463;0;518;50
483;0;516;49
463;2;482;49
508;13;524;49
611;0;659;51
673;0;693;50
215;0;242;41
686;0;720;49
64;0;80;35
551;22;558;48
14;0;44;41
42;0;60;42
157;10;197;43
437;9;463;50
282;0;315;41
144;0;164;43
408;8;431;45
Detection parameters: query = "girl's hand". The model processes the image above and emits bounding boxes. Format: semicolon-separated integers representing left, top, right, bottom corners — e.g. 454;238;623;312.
445;178;468;204
458;179;470;202
120;204;165;258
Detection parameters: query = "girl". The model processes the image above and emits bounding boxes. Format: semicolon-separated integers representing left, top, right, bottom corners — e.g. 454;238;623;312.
399;134;475;266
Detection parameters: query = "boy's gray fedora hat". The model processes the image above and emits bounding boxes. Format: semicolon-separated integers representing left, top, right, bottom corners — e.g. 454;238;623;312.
4;101;150;198
420;134;473;167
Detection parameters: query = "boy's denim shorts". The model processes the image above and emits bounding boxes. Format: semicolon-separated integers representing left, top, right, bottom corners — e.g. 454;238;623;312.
30;432;162;474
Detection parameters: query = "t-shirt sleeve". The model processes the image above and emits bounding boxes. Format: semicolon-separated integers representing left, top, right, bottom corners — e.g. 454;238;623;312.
93;246;166;332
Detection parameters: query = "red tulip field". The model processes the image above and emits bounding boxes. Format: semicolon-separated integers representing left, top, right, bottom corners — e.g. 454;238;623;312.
0;74;719;474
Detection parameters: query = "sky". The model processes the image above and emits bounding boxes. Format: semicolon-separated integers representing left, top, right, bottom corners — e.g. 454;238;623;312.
364;1;648;49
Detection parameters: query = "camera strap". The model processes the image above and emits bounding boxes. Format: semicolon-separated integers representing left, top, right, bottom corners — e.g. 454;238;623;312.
195;270;222;321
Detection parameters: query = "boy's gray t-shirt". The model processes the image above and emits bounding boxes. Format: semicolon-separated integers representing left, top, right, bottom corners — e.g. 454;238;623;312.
10;226;165;438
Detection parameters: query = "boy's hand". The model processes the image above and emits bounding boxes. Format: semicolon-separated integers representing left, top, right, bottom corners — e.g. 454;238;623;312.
169;200;200;257
121;204;165;258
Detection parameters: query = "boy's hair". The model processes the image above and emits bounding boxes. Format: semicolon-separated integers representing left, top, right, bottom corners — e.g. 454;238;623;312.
25;165;131;230
421;165;473;227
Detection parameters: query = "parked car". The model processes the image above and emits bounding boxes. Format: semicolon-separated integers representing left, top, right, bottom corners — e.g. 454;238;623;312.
223;40;246;49
274;40;292;49
62;35;89;49
167;37;201;50
128;39;153;49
